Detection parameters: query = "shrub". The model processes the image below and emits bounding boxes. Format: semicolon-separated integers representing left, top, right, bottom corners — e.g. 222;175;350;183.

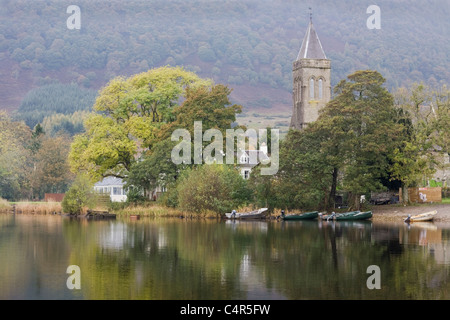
62;174;94;215
175;165;252;215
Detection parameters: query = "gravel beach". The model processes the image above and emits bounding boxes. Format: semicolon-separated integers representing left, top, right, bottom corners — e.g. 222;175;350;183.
371;203;450;222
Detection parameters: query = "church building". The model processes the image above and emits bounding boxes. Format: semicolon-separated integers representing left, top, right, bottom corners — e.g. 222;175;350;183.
290;16;331;129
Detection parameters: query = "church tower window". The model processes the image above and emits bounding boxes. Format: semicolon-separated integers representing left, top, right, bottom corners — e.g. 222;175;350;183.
309;78;315;100
318;78;323;100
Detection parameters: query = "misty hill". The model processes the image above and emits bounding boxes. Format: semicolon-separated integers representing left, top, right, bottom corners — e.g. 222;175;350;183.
0;0;449;115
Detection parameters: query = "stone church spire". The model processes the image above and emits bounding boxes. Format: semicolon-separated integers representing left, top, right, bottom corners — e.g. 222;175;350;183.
290;14;331;130
296;19;327;60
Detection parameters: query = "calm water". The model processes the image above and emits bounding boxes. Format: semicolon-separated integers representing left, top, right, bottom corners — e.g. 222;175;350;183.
1;214;450;300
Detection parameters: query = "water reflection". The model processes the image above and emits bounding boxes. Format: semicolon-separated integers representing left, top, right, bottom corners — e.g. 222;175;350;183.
1;214;450;299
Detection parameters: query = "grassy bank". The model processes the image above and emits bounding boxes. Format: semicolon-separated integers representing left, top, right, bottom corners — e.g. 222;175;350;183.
0;198;11;212
113;203;220;218
8;201;62;214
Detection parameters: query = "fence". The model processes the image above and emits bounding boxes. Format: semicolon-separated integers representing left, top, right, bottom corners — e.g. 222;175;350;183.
399;187;442;203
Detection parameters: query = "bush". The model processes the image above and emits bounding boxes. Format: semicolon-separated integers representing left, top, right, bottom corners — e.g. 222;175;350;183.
175;165;252;215
61;174;94;215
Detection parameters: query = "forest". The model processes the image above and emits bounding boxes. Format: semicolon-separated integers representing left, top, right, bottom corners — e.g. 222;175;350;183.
1;0;449;114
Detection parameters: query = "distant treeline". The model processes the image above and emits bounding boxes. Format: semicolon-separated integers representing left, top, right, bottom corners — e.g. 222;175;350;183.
1;0;449;109
14;83;96;133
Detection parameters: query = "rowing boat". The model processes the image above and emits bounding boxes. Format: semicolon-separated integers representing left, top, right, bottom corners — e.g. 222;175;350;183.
225;208;268;219
282;211;319;221
336;211;372;221
404;210;437;223
320;211;373;221
320;211;360;220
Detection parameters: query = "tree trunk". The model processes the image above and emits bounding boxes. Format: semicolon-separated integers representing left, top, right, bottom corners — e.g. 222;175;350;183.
401;182;409;205
328;167;338;210
354;193;361;211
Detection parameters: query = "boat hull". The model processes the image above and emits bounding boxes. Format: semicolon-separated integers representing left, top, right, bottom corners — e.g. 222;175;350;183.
225;208;268;219
282;211;319;220
405;210;437;222
336;211;372;221
320;211;360;220
321;211;372;221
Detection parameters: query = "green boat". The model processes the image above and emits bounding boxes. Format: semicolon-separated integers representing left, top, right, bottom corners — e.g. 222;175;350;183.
323;211;372;221
281;211;319;220
320;211;358;220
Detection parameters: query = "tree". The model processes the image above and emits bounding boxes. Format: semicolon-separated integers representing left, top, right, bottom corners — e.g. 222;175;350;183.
30;135;74;199
274;128;335;211
313;70;403;209
61;174;94;215
175;164;252;215
126;84;243;199
280;71;403;211
69;66;212;181
391;83;449;203
0;111;32;200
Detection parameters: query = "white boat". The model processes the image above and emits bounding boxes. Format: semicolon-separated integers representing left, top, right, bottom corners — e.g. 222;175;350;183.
404;210;437;223
225;208;268;219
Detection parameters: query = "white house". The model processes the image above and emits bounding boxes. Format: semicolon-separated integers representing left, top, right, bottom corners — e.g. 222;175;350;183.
93;177;128;202
237;143;270;180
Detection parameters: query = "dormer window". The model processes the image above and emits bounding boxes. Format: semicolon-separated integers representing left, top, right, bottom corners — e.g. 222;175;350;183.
240;154;249;164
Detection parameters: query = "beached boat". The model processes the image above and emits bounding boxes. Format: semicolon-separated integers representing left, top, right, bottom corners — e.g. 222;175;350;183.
404;210;437;223
225;208;268;219
320;211;360;220
336;211;372;221
282;211;319;221
320;211;372;221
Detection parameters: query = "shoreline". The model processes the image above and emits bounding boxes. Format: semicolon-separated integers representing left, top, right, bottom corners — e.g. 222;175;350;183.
2;202;450;223
371;203;450;222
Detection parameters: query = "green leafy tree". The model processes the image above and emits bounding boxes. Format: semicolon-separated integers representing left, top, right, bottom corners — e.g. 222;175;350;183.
176;164;252;215
61;174;94;215
69;66;212;181
313;70;403;209
391;83;449;203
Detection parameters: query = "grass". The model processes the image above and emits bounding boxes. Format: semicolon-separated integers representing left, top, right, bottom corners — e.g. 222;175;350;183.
442;198;450;204
12;201;62;214
113;203;219;218
0;198;11;211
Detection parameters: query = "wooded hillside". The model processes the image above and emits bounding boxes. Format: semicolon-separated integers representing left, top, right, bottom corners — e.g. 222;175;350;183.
1;0;449;113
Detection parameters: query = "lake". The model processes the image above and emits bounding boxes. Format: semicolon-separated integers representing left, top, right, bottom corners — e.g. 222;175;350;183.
1;213;450;300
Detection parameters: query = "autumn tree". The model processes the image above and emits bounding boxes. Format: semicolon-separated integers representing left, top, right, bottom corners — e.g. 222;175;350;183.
0;111;31;200
126;84;243;197
391;83;449;204
69;66;212;181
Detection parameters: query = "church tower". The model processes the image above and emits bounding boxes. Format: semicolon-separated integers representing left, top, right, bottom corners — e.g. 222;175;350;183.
290;16;331;130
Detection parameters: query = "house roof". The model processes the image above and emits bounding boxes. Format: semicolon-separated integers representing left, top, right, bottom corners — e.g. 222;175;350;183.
237;150;270;166
94;176;125;187
296;19;327;60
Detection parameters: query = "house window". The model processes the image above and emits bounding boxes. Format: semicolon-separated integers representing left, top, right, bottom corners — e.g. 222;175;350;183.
241;154;248;164
309;78;315;99
318;79;323;99
113;187;122;195
243;170;250;180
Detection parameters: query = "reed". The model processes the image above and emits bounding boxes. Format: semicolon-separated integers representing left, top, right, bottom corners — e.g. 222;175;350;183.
0;198;11;212
13;201;62;215
113;203;218;218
